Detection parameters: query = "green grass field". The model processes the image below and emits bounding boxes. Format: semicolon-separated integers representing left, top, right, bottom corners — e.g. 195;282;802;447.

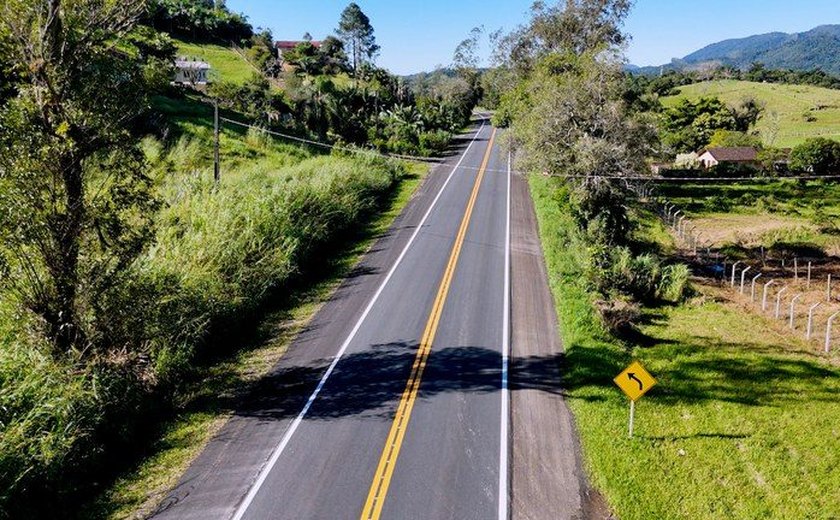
175;39;257;85
530;174;840;519
663;80;840;148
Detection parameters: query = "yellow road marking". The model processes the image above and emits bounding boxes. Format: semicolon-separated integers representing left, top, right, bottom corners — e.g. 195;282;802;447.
360;128;498;520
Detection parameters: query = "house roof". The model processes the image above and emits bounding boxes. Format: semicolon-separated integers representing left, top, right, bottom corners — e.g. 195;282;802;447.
275;40;322;50
174;58;211;69
700;147;758;162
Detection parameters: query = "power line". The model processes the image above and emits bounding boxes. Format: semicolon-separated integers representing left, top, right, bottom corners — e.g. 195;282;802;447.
220;115;840;184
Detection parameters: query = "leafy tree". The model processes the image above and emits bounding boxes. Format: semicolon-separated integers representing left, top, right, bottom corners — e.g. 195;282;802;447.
0;0;164;356
494;0;632;74
661;97;740;152
706;129;762;149
148;0;253;42
452;27;484;109
336;2;379;75
790;138;840;174
283;41;322;76
319;36;349;74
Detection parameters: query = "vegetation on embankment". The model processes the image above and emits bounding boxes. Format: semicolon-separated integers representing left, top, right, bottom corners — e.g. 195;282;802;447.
663;80;840;148
78;144;430;520
530;174;840;519
0;78;412;520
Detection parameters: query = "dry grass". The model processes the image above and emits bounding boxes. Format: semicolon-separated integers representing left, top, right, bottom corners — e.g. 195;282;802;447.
692;214;817;248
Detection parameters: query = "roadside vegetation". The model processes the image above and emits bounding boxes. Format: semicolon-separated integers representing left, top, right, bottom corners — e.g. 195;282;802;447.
492;1;840;518
530;174;840;519
0;1;470;517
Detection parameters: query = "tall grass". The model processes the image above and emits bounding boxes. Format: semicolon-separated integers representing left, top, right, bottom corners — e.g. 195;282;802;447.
0;126;403;516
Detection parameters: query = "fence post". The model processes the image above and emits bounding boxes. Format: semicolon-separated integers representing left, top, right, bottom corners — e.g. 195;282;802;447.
214;99;220;185
794;257;799;280
751;273;763;302
731;261;742;287
808;262;812;289
807;303;822;340
790;294;802;329
828;274;833;302
775;287;788;319
740;266;752;294
826;312;840;353
762;279;776;310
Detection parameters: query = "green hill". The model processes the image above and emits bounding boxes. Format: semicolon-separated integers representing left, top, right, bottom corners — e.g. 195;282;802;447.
174;39;257;85
662;80;840;148
633;25;840;76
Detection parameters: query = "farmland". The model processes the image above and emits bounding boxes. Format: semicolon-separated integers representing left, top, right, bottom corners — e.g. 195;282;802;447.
663;80;840;148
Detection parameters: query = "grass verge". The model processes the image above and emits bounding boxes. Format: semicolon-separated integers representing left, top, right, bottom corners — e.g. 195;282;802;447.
530;174;840;519
78;161;428;520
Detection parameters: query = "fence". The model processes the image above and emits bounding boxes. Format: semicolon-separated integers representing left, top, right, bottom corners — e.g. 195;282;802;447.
628;183;840;354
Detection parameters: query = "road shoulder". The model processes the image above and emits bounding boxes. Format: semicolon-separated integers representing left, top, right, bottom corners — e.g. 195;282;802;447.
509;171;608;520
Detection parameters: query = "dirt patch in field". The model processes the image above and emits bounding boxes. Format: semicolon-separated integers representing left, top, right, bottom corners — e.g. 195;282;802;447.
692;214;817;248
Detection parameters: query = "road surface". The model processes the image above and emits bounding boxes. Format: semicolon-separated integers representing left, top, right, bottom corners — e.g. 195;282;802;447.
153;120;592;520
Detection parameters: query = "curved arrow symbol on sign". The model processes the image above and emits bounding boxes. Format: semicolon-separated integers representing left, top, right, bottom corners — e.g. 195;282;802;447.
628;373;644;391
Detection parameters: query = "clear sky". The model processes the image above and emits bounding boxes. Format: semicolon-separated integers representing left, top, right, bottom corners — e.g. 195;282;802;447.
226;0;840;74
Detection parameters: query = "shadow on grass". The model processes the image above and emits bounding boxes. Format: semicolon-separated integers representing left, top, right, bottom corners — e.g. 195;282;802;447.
560;334;839;409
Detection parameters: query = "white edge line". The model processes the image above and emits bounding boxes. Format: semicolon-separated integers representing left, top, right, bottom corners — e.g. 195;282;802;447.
498;150;511;520
231;119;488;520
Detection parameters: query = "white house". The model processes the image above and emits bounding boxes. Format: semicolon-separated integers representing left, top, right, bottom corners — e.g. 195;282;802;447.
174;58;211;86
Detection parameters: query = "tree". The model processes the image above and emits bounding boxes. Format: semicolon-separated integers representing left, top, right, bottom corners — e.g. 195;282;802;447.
319;36;350;74
790;138;840;174
706;130;763;149
452;26;484;109
0;0;165;356
336;2;379;75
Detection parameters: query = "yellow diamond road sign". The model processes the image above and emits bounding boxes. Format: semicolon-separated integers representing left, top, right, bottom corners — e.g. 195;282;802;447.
614;361;657;402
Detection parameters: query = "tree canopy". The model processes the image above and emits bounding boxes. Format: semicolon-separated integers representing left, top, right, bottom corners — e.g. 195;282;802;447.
336;2;379;75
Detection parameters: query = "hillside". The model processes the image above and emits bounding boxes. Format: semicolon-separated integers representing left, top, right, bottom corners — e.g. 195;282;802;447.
662;79;840;148
175;39;258;85
635;25;840;75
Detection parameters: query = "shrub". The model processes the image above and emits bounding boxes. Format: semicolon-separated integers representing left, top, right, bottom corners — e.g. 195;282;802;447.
657;264;691;302
418;130;451;155
790;137;840;174
703;194;731;212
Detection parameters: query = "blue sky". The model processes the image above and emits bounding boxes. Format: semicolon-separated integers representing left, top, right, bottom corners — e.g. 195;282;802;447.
227;0;840;74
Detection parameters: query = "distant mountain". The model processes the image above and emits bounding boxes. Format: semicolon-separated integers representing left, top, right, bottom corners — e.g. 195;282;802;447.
632;25;840;76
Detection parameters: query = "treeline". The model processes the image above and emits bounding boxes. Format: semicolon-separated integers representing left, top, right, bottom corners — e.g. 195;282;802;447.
491;1;689;333
630;63;840;98
146;0;253;43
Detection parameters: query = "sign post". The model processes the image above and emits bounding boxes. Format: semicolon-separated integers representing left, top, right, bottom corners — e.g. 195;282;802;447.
614;361;657;438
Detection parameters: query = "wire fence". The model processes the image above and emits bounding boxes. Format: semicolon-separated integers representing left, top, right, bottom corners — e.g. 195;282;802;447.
630;182;840;354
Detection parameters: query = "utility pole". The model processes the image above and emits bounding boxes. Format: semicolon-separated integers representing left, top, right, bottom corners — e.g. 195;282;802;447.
214;99;221;185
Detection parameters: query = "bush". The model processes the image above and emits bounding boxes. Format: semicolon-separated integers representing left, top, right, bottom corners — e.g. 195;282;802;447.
418;130;451;155
658;264;691;302
789;137;840;174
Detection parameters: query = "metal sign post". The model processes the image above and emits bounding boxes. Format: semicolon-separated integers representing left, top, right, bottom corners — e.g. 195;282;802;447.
614;361;657;439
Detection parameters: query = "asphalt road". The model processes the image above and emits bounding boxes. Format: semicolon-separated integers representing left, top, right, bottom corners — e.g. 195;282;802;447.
153;120;591;520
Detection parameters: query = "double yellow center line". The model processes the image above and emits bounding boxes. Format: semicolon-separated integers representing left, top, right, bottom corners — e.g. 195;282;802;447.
360;128;498;519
